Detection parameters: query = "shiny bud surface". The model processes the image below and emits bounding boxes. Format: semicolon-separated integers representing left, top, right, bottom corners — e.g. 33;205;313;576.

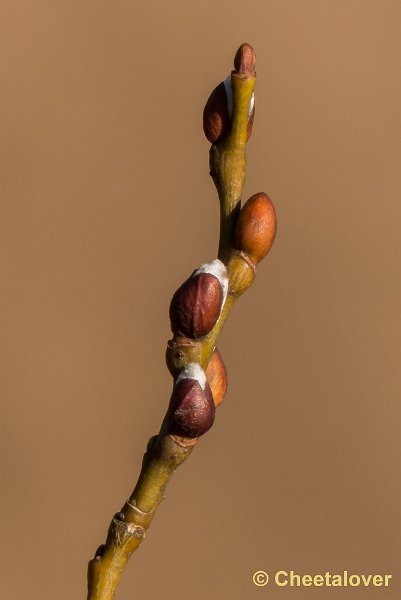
203;81;230;144
206;348;228;407
203;79;255;144
169;272;223;339
169;260;227;340
234;192;277;264
168;376;215;438
233;43;256;77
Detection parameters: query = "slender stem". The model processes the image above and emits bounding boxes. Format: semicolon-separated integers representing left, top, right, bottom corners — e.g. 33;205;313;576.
214;74;255;262
87;61;256;600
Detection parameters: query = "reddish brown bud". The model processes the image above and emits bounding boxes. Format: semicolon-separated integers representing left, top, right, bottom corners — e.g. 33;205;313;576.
234;193;277;264
203;81;230;144
203;77;255;144
206;348;228;407
234;43;256;77
169;272;223;339
169;261;227;340
168;374;215;438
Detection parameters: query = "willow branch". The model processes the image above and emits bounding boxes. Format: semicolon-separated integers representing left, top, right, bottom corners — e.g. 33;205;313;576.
87;43;276;600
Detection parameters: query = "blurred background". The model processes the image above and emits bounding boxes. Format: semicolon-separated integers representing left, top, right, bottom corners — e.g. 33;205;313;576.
1;1;400;598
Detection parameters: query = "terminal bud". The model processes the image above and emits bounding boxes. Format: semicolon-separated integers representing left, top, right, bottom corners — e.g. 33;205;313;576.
233;43;256;77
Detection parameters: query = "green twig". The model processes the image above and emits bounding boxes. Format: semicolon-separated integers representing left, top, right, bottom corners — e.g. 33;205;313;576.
87;44;266;600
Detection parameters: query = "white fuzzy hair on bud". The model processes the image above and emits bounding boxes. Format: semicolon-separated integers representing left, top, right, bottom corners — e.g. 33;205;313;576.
249;92;255;114
176;363;207;390
193;258;228;306
224;75;254;118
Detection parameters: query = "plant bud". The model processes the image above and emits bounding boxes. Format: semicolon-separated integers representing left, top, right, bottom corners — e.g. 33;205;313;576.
169;259;228;340
206;348;228;407
234;192;277;264
203;77;255;144
203;81;230;145
234;43;256;77
167;363;215;438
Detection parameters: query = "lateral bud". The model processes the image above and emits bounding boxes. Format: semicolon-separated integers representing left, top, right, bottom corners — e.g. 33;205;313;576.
203;79;255;144
205;347;228;407
234;192;277;265
169;259;228;340
167;363;215;438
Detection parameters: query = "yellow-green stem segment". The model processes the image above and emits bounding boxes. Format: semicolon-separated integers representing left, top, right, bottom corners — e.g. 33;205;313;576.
87;65;256;600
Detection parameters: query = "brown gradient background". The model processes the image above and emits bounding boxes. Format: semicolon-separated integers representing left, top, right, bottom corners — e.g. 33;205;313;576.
1;1;400;599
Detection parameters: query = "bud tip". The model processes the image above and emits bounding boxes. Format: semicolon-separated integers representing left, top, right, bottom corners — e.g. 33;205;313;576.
234;43;256;76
